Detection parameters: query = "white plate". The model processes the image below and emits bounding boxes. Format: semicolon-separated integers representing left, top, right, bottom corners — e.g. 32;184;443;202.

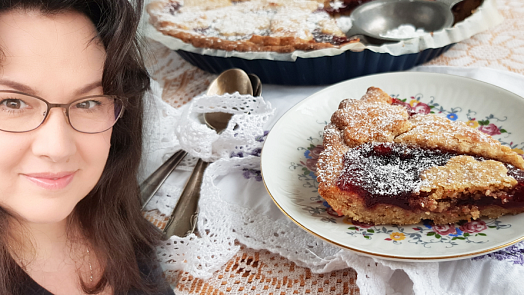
261;72;524;262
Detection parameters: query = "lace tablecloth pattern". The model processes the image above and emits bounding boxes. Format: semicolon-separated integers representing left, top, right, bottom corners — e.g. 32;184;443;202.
143;0;524;294
426;0;524;72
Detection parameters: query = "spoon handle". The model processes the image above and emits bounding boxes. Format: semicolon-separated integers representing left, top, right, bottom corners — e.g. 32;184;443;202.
140;150;188;210
162;158;209;238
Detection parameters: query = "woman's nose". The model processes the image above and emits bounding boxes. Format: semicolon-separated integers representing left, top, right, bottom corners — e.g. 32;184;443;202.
30;108;77;163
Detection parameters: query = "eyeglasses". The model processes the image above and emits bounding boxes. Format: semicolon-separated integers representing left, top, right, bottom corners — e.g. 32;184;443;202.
0;90;124;134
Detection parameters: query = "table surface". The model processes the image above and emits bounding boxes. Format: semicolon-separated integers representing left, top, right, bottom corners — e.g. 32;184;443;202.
144;0;524;293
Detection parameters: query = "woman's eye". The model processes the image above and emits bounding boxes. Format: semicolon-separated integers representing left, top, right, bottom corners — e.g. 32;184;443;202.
76;100;100;109
1;99;27;109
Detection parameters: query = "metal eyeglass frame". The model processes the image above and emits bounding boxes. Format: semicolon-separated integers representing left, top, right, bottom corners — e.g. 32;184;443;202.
0;90;125;134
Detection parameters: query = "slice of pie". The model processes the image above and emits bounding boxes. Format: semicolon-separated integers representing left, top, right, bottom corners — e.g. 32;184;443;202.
316;87;524;225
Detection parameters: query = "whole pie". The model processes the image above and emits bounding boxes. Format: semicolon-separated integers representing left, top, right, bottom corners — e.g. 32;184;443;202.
316;87;524;225
147;0;482;53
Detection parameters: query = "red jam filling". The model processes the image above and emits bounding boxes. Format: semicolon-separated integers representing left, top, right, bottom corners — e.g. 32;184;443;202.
312;29;351;45
337;142;524;210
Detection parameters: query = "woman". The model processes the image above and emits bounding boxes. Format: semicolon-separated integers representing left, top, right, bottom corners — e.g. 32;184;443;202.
0;0;173;294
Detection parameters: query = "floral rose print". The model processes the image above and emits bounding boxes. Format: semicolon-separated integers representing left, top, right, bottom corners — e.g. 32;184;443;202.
306;145;323;159
459;220;488;234
412;102;431;115
479;123;502;136
390;232;406;241
433;224;457;235
393;98;413;110
302;144;324;173
304;159;318;173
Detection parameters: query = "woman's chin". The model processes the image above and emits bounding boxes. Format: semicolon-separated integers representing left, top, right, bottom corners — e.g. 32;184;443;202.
6;203;76;226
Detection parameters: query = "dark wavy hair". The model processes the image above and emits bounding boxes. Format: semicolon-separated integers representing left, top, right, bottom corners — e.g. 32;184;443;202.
0;0;163;294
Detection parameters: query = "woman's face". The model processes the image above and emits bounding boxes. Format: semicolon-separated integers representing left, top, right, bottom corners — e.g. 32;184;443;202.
0;10;110;224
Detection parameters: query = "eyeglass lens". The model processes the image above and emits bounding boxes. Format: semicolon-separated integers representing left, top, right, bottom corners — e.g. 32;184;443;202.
0;91;123;133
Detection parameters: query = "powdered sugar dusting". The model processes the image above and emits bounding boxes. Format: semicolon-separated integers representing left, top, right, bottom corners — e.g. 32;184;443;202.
151;0;350;43
337;142;455;197
317;86;524;204
420;156;517;198
332;100;411;147
316;123;347;185
399;114;497;146
392;113;524;169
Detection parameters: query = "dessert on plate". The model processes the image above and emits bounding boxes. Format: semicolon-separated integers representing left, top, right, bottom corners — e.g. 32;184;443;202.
146;0;482;53
316;87;524;225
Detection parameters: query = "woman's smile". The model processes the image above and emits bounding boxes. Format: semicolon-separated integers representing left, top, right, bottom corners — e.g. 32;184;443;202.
22;171;77;190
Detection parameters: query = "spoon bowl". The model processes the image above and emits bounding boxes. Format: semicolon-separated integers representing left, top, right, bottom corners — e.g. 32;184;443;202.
206;69;253;97
204;69;253;133
347;0;463;42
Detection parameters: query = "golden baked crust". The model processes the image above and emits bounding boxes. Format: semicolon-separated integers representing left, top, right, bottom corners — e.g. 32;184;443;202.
420;156;517;201
147;0;483;53
147;0;358;53
394;114;524;169
317;87;524;225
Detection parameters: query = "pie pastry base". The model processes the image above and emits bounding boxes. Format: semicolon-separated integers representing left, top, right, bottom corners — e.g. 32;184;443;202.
317;87;524;225
147;0;482;53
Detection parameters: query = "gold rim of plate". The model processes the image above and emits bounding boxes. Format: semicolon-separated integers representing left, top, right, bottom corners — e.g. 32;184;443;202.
261;171;524;261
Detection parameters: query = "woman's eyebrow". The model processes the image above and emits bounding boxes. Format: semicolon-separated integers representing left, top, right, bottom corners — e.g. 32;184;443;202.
0;79;102;96
0;79;36;95
74;81;103;96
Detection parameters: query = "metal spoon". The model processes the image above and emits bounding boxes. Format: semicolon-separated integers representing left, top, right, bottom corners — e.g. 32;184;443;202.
140;70;257;211
346;0;464;43
249;73;262;97
162;69;254;238
140;150;187;210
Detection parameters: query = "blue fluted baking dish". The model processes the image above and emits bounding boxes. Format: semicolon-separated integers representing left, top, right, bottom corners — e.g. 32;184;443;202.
176;45;454;85
146;0;499;85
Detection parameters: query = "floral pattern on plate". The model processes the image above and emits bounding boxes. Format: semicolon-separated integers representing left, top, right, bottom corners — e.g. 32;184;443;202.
393;94;524;156
345;219;510;248
289;93;521;249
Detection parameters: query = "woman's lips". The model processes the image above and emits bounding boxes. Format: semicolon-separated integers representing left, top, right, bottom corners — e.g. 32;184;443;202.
23;171;76;190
